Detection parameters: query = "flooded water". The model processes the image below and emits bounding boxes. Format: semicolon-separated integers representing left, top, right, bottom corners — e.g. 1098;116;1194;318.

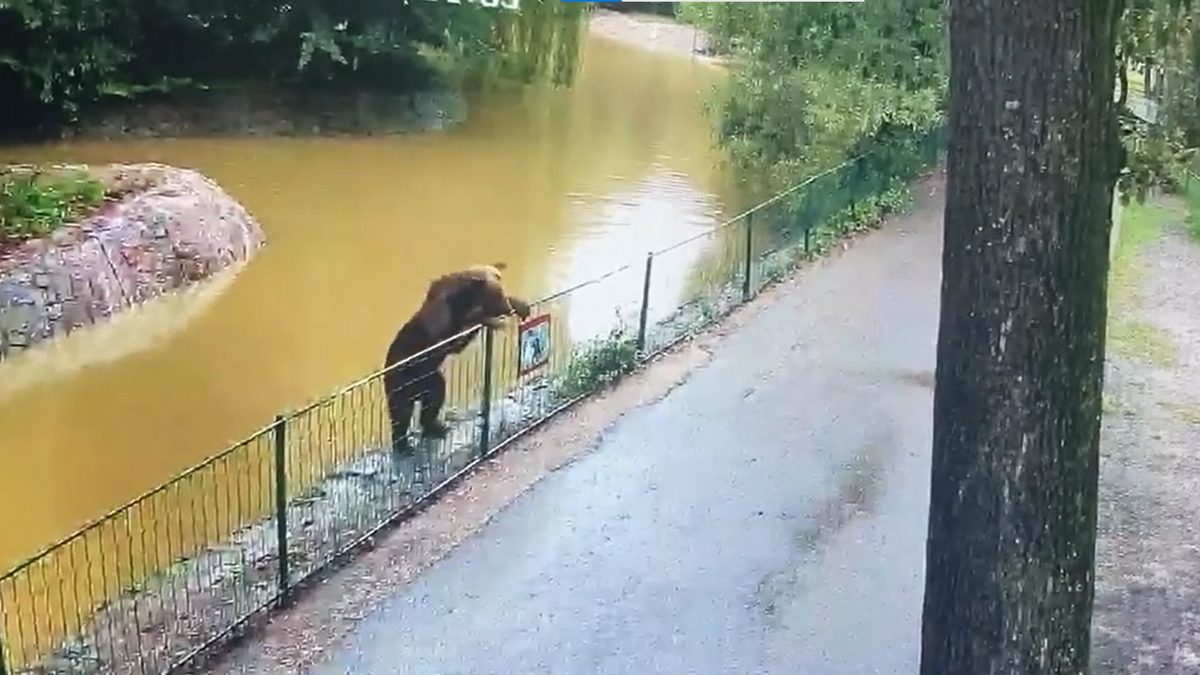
0;35;740;573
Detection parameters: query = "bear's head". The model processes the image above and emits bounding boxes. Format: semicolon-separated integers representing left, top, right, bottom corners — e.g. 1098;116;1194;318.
420;262;531;339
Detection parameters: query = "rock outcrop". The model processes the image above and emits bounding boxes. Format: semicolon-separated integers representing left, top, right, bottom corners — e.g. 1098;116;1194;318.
0;163;266;362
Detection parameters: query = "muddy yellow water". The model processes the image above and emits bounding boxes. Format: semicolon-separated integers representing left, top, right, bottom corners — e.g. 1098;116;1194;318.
0;31;740;596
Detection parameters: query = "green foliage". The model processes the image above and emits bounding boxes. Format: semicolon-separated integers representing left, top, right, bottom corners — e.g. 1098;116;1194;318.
0;168;107;240
0;0;589;133
1119;0;1181;70
757;247;801;285
1118;112;1194;201
456;0;590;88
752;145;929;291
877;180;914;215
683;0;947;192
549;325;639;401
0;0;136;127
1116;0;1200;185
685;298;712;329
824;183;906;237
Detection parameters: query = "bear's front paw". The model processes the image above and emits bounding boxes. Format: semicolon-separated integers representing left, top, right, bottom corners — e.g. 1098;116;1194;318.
511;298;532;320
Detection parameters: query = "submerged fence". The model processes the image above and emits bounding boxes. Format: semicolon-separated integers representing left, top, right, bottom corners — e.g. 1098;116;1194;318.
0;125;944;675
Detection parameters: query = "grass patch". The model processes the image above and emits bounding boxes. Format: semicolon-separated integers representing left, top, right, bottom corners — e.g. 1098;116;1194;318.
1;167;108;242
1106;198;1182;365
549;325;639;401
1102;393;1121;416
1108;319;1177;366
1108;198;1172;311
1159;400;1200;425
1112;198;1169;260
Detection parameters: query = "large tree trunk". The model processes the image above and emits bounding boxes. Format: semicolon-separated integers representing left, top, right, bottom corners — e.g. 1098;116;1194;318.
920;0;1125;673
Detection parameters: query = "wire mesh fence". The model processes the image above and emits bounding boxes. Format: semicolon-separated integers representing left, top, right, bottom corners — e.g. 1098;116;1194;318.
0;124;945;675
0;427;277;675
642;218;747;356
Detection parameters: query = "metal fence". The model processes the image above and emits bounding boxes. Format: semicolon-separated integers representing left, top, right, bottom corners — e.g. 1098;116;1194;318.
0;124;945;675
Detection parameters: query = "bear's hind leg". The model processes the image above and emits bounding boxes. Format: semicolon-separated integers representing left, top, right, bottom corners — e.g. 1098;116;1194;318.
418;370;450;439
385;379;417;455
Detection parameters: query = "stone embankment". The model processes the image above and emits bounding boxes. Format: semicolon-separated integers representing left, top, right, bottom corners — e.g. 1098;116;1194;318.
0;163;265;361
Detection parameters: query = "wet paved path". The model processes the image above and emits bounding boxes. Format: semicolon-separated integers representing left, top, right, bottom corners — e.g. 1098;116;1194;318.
313;173;947;675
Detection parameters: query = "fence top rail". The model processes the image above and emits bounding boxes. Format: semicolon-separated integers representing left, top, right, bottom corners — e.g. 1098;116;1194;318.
649;157;854;257
535;260;638;305
290;323;486;416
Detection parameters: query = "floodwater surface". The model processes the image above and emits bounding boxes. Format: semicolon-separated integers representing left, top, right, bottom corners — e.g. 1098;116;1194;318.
0;35;739;573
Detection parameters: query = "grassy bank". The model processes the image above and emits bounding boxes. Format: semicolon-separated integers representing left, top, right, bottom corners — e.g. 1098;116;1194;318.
1107;196;1179;365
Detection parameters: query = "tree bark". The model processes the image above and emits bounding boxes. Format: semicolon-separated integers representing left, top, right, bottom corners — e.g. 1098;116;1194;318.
920;0;1124;673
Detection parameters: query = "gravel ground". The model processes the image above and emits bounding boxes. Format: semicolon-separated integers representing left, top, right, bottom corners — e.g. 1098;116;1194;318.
1092;195;1200;674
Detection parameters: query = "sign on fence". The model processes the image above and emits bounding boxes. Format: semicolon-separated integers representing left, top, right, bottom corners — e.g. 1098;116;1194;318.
518;313;551;376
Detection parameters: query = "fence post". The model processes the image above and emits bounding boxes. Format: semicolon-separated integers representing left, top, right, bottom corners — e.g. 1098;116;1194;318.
804;226;811;255
636;252;654;355
0;627;8;675
273;414;290;604
847;157;857;216
742;213;754;301
479;326;495;458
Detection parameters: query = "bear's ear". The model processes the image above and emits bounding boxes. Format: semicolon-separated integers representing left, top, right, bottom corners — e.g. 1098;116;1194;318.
492;262;507;272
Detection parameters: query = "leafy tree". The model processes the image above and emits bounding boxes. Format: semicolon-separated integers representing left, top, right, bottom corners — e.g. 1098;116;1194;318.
1113;0;1198;197
0;0;136;129
920;0;1125;672
0;0;588;134
681;1;946;192
462;0;590;87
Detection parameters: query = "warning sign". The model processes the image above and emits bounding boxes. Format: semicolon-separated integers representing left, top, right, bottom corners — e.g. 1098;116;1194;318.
517;313;551;376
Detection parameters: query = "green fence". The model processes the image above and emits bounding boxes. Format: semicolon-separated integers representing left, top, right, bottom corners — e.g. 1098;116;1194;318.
0;124;944;675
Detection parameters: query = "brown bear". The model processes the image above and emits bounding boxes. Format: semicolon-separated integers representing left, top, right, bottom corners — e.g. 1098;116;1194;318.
383;263;532;454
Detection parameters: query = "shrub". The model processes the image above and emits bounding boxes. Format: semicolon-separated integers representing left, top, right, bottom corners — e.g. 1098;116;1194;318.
549;326;639;401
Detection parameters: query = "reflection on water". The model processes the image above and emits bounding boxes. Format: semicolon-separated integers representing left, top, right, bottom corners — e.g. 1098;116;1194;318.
0;35;739;571
0;262;248;406
559;167;729;341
